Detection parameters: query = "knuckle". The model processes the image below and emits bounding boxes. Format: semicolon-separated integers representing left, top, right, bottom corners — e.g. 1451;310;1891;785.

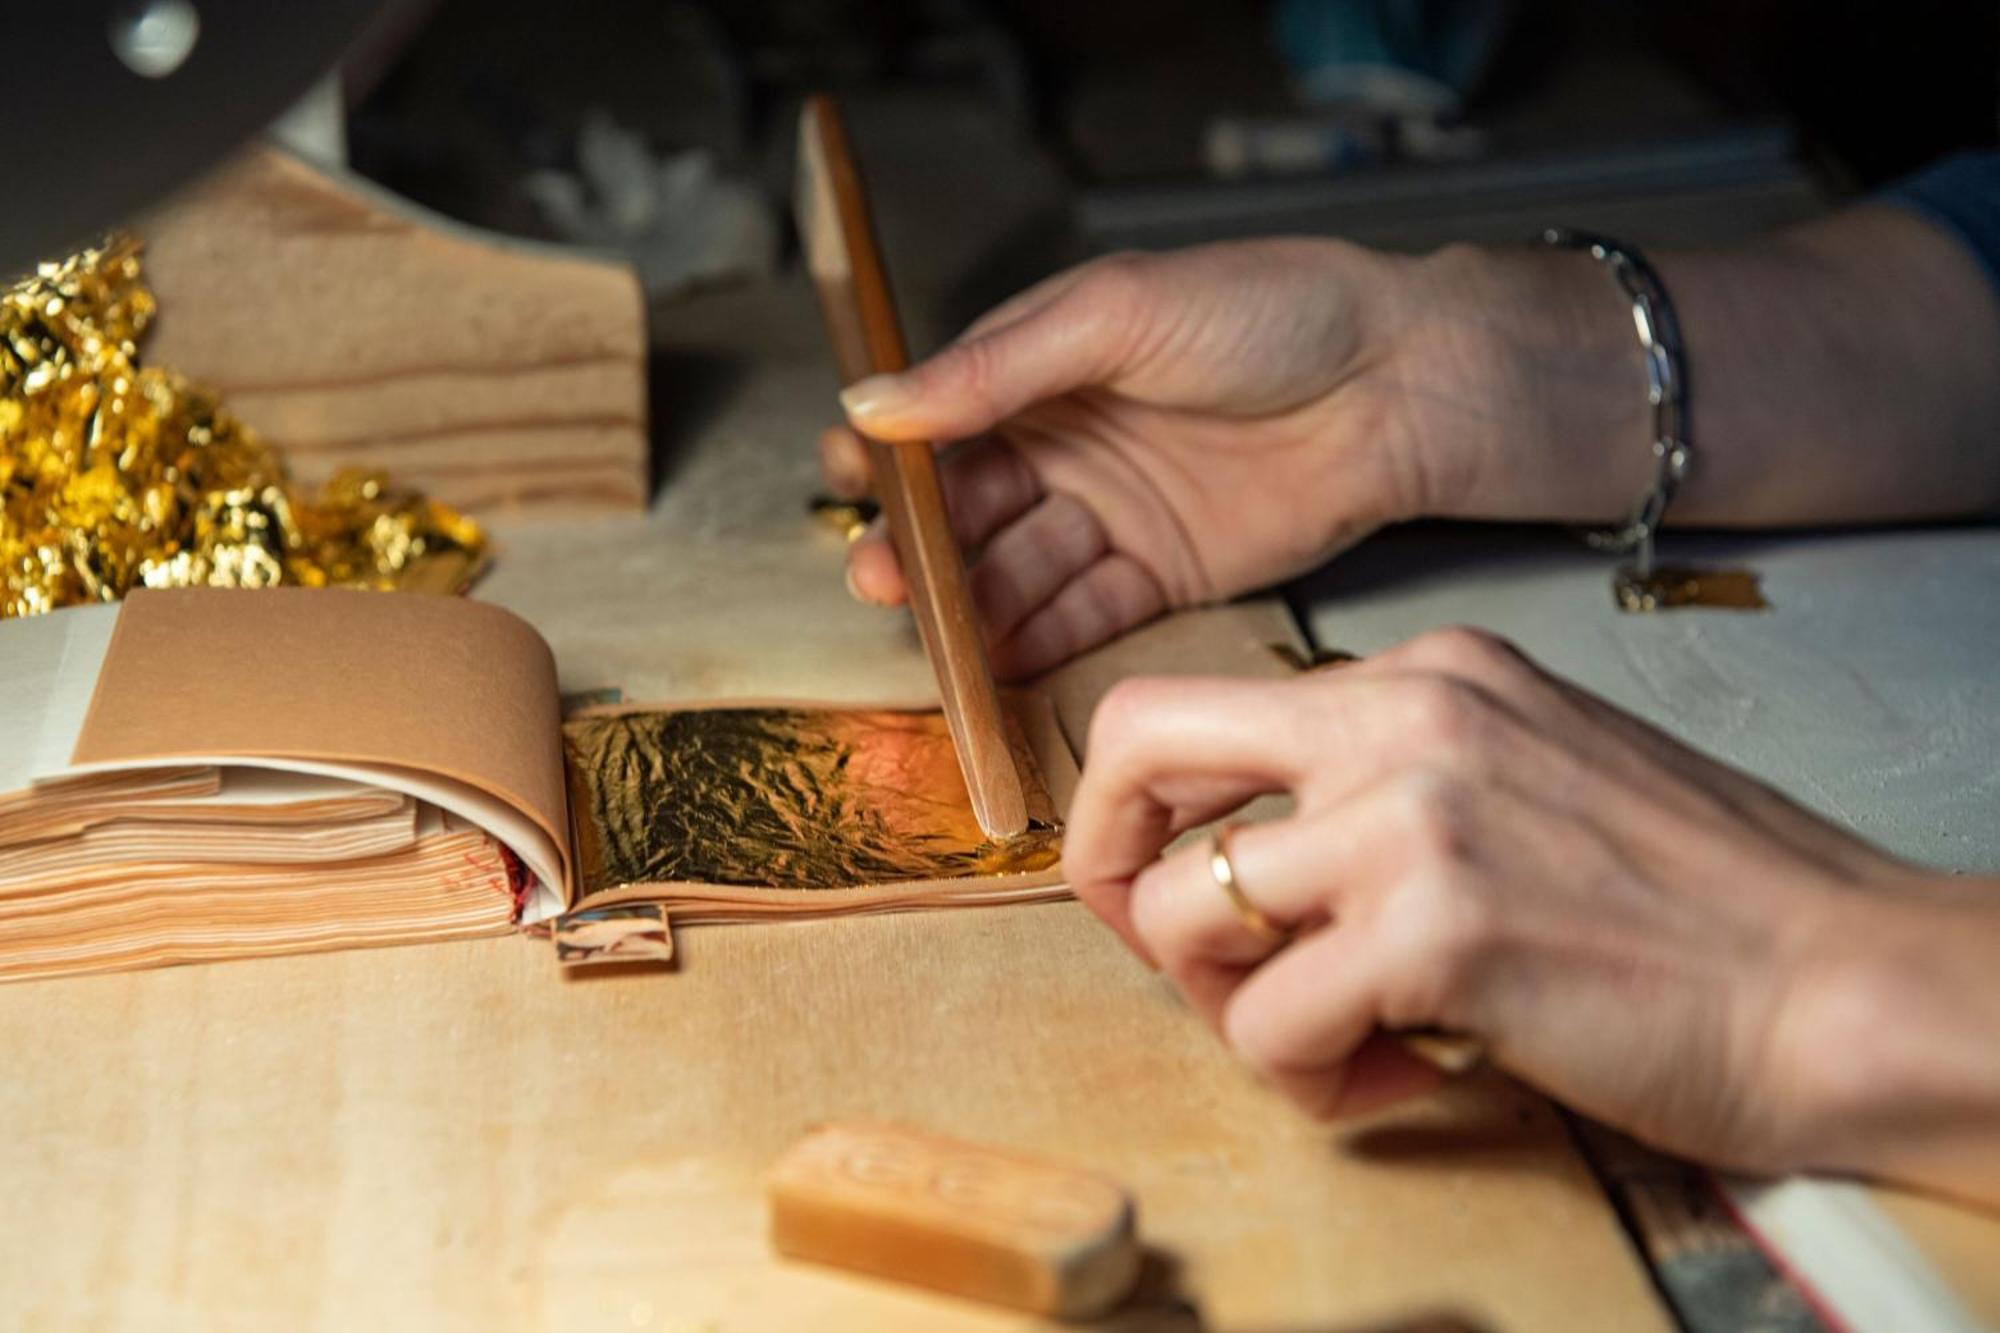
1397;677;1488;753
1125;870;1167;947
1381;868;1493;1021
1413;625;1523;677
1423;895;1495;1006
1087;676;1167;754
1086;249;1150;281
1127;864;1191;964
1429;879;1496;971
1077;251;1151;314
940;336;1008;415
1392;771;1475;867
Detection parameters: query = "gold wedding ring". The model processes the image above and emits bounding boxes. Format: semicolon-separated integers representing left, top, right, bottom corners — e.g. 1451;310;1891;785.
1208;825;1485;1077
1208;825;1290;946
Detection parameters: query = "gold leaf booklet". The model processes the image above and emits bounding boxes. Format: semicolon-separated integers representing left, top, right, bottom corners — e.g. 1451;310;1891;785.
0;588;1072;983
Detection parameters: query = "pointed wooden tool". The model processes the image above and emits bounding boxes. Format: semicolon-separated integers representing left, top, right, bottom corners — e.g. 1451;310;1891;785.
795;95;1030;839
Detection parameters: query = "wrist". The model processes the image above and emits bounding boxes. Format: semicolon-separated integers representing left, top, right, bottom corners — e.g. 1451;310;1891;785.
1768;877;2000;1195
1393;242;1661;525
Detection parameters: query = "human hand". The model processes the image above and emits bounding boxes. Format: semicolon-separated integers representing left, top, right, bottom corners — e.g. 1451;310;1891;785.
1060;627;2000;1200
822;240;1651;676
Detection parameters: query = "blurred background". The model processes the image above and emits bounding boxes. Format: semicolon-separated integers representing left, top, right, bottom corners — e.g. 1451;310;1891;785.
320;0;1998;349
16;0;1996;352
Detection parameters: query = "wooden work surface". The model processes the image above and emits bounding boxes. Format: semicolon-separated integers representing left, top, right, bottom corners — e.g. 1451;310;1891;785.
0;281;1668;1332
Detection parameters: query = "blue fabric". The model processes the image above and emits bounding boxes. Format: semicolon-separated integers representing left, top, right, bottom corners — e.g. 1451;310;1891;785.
1881;151;2000;297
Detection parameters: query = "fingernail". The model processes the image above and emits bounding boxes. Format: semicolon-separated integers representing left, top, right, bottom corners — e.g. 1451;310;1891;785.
844;561;869;603
839;373;916;423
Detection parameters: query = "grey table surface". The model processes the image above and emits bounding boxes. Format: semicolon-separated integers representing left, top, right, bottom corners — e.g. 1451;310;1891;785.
1290;522;2000;875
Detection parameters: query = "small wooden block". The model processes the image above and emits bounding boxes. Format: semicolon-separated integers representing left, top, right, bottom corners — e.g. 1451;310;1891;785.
768;1121;1141;1319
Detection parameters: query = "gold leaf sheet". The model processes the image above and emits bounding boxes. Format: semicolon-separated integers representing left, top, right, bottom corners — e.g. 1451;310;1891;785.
561;704;1063;904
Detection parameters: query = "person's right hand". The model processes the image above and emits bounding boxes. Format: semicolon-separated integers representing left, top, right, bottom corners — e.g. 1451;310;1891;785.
821;239;1649;677
1060;627;2000;1206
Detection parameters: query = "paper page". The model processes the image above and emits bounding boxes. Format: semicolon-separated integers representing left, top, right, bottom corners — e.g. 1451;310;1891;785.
0;798;418;892
60;755;564;922
67;588;570;911
0;801;517;984
0;603;121;793
1;769;405;850
207;768;398;809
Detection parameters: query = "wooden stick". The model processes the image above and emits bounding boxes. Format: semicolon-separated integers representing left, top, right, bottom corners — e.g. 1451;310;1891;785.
795;96;1030;839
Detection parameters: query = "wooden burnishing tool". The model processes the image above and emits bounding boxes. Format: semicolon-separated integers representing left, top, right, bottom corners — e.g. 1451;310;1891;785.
794;95;1031;840
768;1121;1142;1318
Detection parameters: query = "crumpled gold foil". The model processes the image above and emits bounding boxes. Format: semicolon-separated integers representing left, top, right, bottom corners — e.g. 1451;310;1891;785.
1;236;486;619
561;705;1062;897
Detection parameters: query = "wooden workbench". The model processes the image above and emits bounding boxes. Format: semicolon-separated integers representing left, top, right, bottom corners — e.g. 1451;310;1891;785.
0;281;1677;1331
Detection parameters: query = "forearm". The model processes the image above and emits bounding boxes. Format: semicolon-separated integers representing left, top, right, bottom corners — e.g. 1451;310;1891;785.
1662;207;2000;525
1402;206;2000;528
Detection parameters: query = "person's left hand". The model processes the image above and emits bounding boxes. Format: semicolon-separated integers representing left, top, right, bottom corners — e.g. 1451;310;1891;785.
1060;626;1986;1186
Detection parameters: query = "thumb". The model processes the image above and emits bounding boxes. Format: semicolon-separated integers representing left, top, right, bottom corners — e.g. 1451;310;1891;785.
839;273;1133;442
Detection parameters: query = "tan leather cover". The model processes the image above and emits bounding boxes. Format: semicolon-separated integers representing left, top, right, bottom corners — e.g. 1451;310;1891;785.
70;586;570;893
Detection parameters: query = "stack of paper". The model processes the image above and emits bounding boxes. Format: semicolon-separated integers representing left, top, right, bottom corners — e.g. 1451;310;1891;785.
0;597;542;983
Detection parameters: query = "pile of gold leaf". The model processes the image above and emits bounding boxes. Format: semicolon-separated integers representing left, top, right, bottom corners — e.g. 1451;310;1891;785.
0;236;486;619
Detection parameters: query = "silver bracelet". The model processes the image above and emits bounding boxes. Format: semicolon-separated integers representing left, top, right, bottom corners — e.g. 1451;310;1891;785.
1541;228;1690;577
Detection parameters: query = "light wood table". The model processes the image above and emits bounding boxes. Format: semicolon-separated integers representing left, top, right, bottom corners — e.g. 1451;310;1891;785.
0;283;1669;1331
